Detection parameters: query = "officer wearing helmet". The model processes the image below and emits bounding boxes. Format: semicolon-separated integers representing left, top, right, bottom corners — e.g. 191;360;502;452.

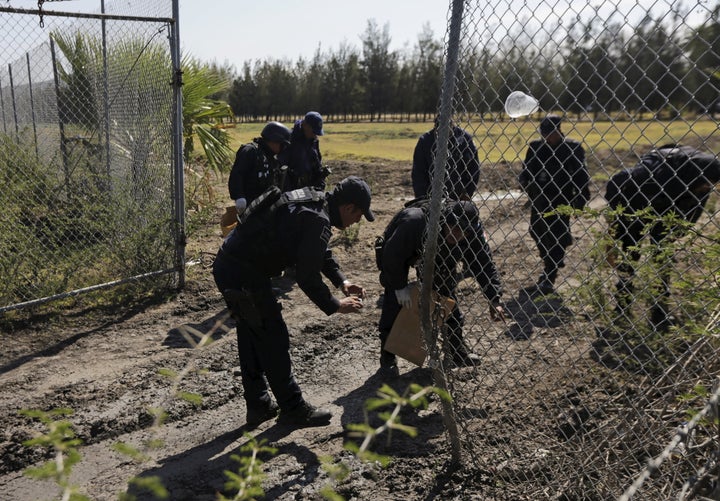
278;111;328;192
228;121;291;216
375;200;506;377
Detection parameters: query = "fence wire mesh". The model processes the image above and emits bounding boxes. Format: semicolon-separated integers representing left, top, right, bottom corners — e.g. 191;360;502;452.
423;0;720;498
0;1;181;312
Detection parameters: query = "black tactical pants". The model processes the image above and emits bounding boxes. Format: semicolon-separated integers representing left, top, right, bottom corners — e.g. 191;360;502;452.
530;211;572;284
612;217;673;326
378;285;402;349
213;250;303;411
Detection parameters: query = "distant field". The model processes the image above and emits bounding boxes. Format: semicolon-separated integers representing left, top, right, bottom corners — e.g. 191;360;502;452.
225;118;720;165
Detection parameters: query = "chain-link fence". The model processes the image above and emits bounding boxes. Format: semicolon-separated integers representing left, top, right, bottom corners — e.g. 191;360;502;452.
0;1;184;313
422;0;720;498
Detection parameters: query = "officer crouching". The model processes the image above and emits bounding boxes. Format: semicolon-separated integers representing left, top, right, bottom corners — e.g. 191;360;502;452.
213;176;374;428
376;200;506;377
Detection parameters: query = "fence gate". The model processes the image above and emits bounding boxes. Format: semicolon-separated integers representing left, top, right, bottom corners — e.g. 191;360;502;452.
425;0;720;498
0;0;184;313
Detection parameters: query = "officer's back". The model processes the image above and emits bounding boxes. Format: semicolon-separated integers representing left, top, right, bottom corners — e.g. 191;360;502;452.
221;196;328;279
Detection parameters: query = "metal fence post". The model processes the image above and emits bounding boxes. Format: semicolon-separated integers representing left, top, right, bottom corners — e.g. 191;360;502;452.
101;0;111;185
0;75;6;133
26;52;39;160
8;63;18;138
420;0;466;465
49;36;69;186
170;0;185;288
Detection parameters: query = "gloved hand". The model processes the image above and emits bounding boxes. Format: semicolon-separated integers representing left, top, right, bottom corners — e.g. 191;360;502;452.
234;198;247;214
395;286;413;309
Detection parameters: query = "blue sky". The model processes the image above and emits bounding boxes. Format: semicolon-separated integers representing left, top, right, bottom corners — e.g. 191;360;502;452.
4;0;451;70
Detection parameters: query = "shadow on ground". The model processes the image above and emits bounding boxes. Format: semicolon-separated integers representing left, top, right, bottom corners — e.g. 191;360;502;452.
125;419;329;500
162;310;233;348
503;286;575;340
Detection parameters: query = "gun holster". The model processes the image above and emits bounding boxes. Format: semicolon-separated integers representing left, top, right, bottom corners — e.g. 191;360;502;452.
222;288;262;329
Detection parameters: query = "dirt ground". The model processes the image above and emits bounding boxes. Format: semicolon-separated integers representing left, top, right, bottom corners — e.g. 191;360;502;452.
0;156;703;500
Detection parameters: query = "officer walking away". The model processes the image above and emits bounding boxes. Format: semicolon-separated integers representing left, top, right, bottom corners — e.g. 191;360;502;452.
411;117;481;201
228;121;291;216
518;114;590;293
376;200;506;377
278;111;329;192
213;176;375;427
605;144;720;331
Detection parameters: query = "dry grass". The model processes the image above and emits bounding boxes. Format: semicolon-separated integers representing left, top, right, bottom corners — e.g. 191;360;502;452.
224;117;720;165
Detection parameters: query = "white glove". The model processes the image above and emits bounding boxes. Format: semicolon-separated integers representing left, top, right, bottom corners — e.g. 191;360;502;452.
395;286;413;309
234;198;247;214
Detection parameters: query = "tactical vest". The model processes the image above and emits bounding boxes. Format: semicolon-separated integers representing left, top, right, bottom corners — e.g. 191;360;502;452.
238;186;325;225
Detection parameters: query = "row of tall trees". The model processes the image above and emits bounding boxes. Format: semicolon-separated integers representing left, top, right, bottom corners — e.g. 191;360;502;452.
224;6;720;122
226;20;442;122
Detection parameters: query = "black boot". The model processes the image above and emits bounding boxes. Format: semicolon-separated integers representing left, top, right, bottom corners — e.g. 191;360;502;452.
379;350;399;378
451;343;481;367
277;401;332;427
447;330;480;368
536;273;555;293
246;400;279;429
650;303;675;333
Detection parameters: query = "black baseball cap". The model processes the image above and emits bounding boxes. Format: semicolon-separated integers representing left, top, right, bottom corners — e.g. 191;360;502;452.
540;114;562;135
334;176;374;222
304;111;324;136
444;200;479;231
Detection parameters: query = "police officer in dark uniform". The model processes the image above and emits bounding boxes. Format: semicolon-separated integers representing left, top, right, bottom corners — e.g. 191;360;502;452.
605;145;720;331
228;121;291;216
278;111;328;192
376;200;505;376
411;118;481;201
518;115;590;292
213;176;375;427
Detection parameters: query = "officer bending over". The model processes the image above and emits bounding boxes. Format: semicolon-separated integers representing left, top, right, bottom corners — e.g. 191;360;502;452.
213;176;374;428
376;200;505;376
605;145;720;331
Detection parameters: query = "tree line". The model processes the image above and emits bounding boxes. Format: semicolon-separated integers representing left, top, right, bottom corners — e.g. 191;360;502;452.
214;6;720;123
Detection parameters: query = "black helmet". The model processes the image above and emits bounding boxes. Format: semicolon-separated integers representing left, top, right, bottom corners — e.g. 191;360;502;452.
261;121;291;144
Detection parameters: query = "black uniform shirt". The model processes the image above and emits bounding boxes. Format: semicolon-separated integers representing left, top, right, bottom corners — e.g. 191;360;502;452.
228;139;279;202
412;126;481;200
519;138;590;212
277;120;325;191
220;198;346;315
381;207;502;301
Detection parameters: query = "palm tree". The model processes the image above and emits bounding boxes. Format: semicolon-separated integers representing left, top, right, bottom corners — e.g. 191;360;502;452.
180;56;234;174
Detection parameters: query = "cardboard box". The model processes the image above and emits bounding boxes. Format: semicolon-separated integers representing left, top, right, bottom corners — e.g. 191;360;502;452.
384;284;455;367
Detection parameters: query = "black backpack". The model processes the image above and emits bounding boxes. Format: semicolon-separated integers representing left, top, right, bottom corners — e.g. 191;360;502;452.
605;145;720;216
374;196;454;270
238;185;325;225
